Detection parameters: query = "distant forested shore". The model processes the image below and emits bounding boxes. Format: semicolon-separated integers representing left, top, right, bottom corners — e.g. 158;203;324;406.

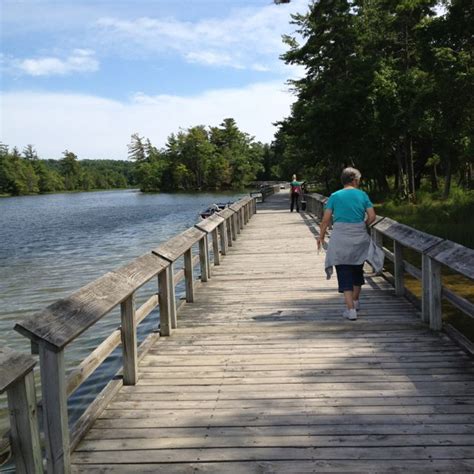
0;144;137;196
0;118;273;197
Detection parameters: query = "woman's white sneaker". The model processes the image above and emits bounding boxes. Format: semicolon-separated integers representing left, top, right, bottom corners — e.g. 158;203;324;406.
343;309;357;320
353;300;360;311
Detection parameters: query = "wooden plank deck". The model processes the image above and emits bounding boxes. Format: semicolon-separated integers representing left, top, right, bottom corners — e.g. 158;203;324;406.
72;192;474;473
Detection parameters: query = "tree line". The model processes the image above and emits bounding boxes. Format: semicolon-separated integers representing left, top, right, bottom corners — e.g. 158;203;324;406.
4;0;471;202
128;118;267;192
1;118;269;196
0;144;137;196
272;0;472;200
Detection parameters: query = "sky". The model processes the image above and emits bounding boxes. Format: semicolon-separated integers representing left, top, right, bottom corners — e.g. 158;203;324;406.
0;0;308;160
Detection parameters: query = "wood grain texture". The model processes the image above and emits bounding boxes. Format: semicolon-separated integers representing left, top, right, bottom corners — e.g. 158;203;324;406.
120;294;137;385
15;253;169;350
195;214;224;234
7;370;44;474
71;191;474;473
152;227;205;263
426;239;474;280
217;208;235;220
374;216;444;253
39;345;70;473
0;347;36;393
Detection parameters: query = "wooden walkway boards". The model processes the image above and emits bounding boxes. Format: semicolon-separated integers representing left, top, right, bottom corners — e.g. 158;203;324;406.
72;192;474;473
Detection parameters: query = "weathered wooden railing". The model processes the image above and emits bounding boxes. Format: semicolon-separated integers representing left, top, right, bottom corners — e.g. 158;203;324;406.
1;195;256;473
0;348;43;473
250;183;282;202
305;193;474;344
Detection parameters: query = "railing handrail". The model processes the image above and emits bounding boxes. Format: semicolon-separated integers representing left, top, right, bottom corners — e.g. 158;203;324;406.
304;193;474;333
152;226;205;263
5;194;257;473
15;253;169;351
304;192;474;281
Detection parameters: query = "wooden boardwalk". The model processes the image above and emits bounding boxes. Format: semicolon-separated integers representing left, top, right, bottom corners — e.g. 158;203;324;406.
72;192;474;473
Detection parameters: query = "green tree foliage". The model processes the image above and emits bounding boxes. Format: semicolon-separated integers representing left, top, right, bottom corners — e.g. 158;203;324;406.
0;143;136;196
61;150;82;190
129;118;264;192
275;0;473;199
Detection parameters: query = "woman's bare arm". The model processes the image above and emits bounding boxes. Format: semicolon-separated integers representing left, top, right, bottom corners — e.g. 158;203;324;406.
366;207;376;226
318;209;333;248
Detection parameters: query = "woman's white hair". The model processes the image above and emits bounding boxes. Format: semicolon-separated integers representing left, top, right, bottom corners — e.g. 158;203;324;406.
341;167;361;185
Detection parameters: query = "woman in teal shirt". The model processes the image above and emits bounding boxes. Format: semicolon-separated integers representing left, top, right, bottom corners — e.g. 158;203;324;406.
317;167;376;321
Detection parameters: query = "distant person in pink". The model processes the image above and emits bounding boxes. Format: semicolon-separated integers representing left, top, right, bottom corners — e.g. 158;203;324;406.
290;174;303;212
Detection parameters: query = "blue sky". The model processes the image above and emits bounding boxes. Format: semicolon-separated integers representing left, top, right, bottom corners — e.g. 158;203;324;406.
1;0;307;159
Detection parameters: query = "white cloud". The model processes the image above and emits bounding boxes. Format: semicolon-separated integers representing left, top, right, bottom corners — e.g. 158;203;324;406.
94;1;307;70
185;51;236;68
11;49;99;77
0;81;295;159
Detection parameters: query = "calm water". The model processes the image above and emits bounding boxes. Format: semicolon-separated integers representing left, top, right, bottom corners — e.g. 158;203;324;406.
0;189;243;449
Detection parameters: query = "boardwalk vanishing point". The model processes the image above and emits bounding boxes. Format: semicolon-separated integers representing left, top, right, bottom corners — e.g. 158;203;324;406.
2;189;474;473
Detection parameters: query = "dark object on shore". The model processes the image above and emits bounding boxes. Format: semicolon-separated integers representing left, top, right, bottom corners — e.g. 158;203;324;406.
200;202;233;219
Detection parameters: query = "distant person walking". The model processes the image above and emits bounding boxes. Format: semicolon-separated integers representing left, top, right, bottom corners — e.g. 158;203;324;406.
290;174;303;212
317;167;376;321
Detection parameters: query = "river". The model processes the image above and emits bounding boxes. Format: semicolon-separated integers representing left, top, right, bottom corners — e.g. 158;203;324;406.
0;189;243;454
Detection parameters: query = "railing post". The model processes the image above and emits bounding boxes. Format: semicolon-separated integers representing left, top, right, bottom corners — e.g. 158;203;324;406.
0;351;43;474
428;257;442;330
421;253;430;323
219;221;228;256
168;263;177;328
212;228;220;265
235;212;241;235
227;217;234;246
371;227;383;247
239;209;244;230
38;344;70;474
199;236;210;282
231;214;237;241
184;249;194;302
158;267;172;336
120;293;138;385
393;241;404;296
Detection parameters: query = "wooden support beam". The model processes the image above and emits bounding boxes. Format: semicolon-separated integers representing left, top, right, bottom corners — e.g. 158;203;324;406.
393;241;404;297
183;249;194;303
38;344;70;474
6;371;44;474
228;216;235;245
219;221;228;256
168;263;177;329
157;268;172;336
199;236;210;282
120;294;137;385
0;349;43;474
428;257;442;331
212;228;220;266
421;254;430;324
